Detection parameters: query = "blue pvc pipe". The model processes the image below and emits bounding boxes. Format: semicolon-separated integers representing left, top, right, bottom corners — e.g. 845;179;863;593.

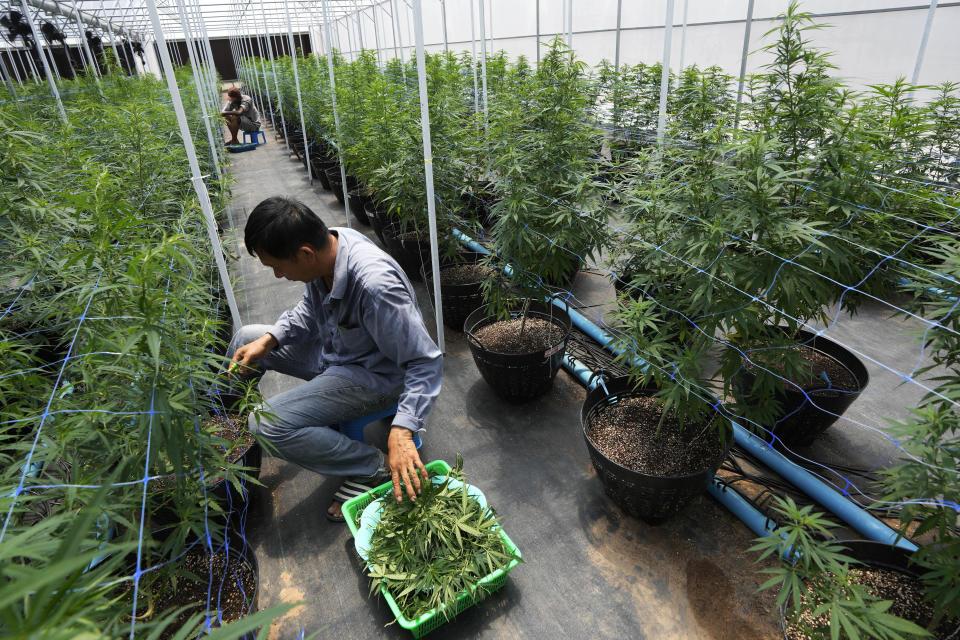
705;475;779;540
455;228;915;550
732;423;917;551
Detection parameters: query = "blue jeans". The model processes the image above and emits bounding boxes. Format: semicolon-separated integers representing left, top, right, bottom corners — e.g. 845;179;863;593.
228;324;402;478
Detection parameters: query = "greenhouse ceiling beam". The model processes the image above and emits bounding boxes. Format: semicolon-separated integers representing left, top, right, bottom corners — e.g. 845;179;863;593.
23;0;144;39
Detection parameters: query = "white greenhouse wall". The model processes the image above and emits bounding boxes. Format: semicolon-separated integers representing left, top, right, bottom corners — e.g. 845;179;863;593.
321;0;958;94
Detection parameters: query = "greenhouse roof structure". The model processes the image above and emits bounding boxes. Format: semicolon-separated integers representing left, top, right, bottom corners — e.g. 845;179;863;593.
2;0;960;638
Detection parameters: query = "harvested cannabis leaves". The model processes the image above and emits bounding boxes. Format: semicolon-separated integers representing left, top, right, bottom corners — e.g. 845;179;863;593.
364;456;520;622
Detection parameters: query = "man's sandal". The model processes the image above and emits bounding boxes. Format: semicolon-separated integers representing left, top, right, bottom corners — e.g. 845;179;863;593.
326;472;391;523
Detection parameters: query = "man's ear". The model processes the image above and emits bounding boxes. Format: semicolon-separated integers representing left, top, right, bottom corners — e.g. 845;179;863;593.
297;244;317;261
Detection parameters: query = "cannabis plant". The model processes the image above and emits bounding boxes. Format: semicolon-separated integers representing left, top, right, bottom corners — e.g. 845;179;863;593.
483;38;606;315
752;497;930;640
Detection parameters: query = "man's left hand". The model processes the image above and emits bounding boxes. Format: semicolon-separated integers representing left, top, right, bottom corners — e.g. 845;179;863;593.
387;426;428;503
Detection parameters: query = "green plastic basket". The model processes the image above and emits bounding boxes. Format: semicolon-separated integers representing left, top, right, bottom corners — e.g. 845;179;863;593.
342;459;521;638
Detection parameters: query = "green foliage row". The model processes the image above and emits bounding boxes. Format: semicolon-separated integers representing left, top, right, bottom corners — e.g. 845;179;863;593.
0;67;280;637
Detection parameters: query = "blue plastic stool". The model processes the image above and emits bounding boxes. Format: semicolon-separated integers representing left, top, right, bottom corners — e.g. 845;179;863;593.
243;129;267;145
337;404;422;450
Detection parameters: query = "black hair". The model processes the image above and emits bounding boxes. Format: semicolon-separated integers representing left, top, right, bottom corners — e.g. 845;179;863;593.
245;196;330;259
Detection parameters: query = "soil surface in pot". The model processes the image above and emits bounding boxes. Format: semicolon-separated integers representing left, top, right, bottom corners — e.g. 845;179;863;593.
751;345;859;394
148;545;256;639
439;263;492;286
589;396;724;477
473;317;563;354
787;566;957;640
205;413;255;461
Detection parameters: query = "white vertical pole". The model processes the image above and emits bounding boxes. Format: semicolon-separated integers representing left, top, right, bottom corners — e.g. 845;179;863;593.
678;0;689;73
733;0;755;129
388;0;399;61
441;0;448;53
100;0;123;69
477;0;488;130
567;0;572;48
656;0;674;146
392;0;406;73
371;2;382;64
258;33;274;129
353;0;364;51
911;0;937;88
261;0;289;151
143;0;241;337
322;0;353;227
72;5;100;78
614;0;622;70
284;0;312;183
470;0;478;112
0;52;17;97
174;0;222;180
189;0;218;112
19;0;66;122
535;0;539;65
411;0;445;352
19;45;41;83
5;49;24;86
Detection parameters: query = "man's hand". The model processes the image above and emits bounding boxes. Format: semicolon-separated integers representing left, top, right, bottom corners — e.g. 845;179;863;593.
388;426;428;502
228;333;277;377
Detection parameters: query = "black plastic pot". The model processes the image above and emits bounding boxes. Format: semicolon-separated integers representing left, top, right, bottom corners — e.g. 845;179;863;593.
421;253;489;331
382;222;434;281
209;439;262;524
464;300;572;402
581;376;732;524
347;187;373;226
735;329;870;447
778;540;958;640
126;533;260;639
325;167;358;205
364;200;391;247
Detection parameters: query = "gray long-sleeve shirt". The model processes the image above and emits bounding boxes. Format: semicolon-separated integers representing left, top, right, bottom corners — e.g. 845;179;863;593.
268;228;442;432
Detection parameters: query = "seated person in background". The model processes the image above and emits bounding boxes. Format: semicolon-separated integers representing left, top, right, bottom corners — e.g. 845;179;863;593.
221;87;261;145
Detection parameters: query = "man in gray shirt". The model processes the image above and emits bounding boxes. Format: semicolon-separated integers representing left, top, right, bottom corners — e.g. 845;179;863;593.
228;196;442;521
221;87;261;146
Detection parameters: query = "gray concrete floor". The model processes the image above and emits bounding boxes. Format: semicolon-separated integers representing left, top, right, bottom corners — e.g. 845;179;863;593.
223;122;938;640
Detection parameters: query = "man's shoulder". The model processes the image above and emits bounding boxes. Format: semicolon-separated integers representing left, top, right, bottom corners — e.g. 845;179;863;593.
335;228;405;291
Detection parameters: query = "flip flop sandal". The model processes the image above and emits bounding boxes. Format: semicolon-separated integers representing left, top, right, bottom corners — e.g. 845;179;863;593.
326;478;382;523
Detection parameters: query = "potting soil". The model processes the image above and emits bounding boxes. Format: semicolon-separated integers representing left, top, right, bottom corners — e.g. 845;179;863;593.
439;263;492;286
472;317;564;354
588;396;726;477
786;566;958;640
149;545;256;638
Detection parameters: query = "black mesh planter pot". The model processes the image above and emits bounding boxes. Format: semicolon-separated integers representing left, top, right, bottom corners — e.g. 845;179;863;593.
209;438;262;528
325;167;358;205
581;376;732;524
464;300;572;402
421;253;489;332
311;159;332;190
734;329;869;447
381;222;439;282
347;187;373;226
364;199;390;247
